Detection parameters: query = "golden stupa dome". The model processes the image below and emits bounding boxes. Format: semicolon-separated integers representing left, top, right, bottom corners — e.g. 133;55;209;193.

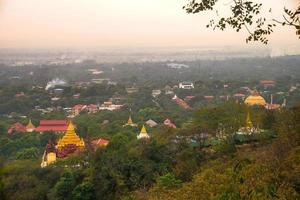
244;91;266;106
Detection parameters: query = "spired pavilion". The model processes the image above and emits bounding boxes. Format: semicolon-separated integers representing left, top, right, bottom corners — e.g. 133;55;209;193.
236;112;260;135
123;115;138;127
41;120;85;167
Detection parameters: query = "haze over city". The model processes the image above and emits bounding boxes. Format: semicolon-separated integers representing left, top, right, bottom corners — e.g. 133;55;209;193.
0;0;299;53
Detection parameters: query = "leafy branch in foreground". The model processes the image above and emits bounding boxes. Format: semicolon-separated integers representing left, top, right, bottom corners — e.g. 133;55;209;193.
184;0;300;44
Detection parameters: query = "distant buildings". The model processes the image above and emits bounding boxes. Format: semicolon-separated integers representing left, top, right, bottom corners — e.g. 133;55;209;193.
172;95;190;109
204;96;214;100
260;80;275;87
99;102;123;111
145;119;158;128
179;82;194;89
87;69;103;75
184;96;195;102
91;78;110;84
164;119;177;129
152;89;162;98
233;93;246;99
167;63;190;69
126;87;139;94
164;85;174;95
72;101;123;117
15;92;25;98
53;88;64;94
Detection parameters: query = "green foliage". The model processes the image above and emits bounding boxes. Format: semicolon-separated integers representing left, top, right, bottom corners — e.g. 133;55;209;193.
2;160;63;200
0;158;4;200
213;139;236;155
51;171;76;200
16;147;39;160
194;101;246;135
157;173;181;189
72;181;96;200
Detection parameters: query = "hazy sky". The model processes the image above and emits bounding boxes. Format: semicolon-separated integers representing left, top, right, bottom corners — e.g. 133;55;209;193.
0;0;299;49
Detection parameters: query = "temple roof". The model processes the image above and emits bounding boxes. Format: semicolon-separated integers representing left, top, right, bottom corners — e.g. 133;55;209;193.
244;91;266;106
91;138;109;147
57;120;85;149
7;122;26;135
40;120;68;125
35;120;68;132
244;95;266;106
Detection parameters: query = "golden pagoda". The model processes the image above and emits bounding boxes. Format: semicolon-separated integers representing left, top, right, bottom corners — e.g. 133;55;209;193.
26;119;36;132
137;125;150;139
244;90;266;106
57;120;85;149
123;115;137;127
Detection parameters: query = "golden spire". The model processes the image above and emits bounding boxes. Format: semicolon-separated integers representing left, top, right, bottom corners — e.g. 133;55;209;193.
26;118;35;132
137;125;150;139
127;115;133;124
246;111;253;129
57;120;85;149
140;125;147;134
67;119;75;132
124;115;137;127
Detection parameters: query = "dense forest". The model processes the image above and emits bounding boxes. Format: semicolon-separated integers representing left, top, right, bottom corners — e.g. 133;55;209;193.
0;102;299;200
0;55;299;200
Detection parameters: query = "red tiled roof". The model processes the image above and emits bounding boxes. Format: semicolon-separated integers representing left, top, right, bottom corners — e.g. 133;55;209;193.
7;122;26;135
39;120;68;126
265;104;281;110
88;104;98;109
260;80;275;84
164;119;177;129
73;104;85;109
35;120;68;132
174;98;190;109
185;96;195;99
234;93;246;97
35;125;68;132
91;138;109;146
204;96;214;99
